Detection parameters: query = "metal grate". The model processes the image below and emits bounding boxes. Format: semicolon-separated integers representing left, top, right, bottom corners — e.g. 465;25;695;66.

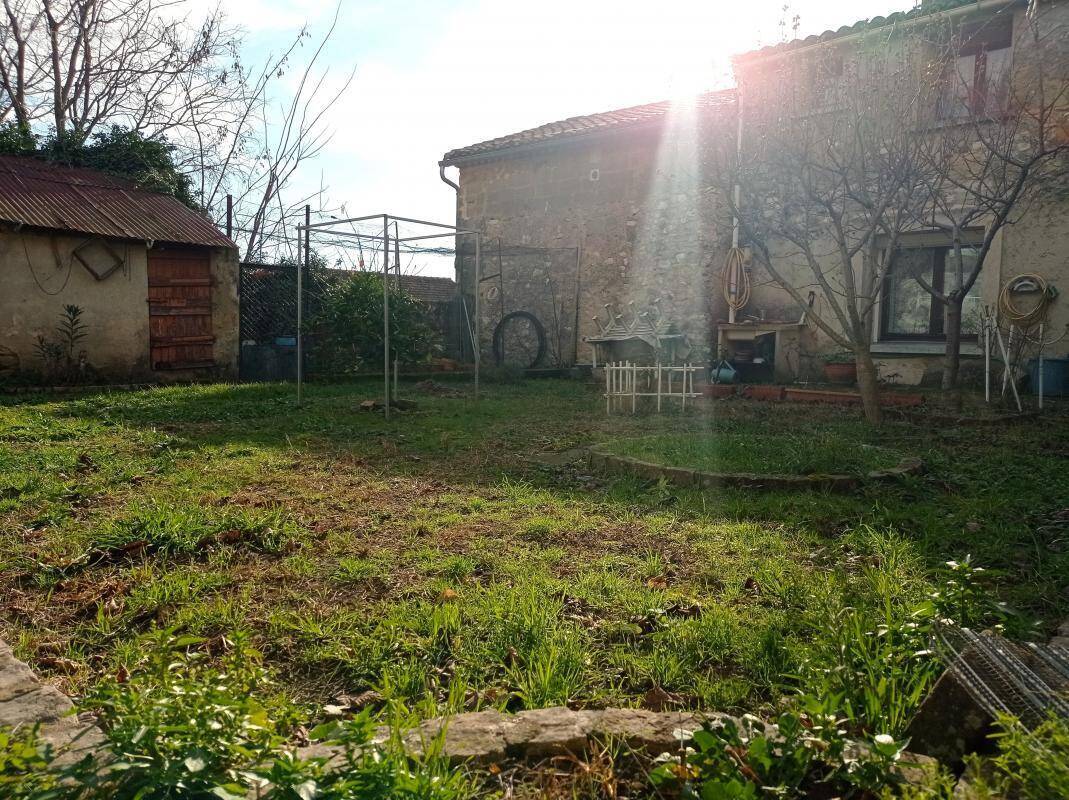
934;625;1069;729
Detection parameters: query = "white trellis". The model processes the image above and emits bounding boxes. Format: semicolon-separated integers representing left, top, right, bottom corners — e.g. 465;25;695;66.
604;361;700;414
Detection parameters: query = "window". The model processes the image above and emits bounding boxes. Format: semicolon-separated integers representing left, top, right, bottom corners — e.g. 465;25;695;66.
937;19;1013;119
881;246;982;340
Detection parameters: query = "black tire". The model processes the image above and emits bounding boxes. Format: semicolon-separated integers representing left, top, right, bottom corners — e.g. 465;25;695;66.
492;311;547;369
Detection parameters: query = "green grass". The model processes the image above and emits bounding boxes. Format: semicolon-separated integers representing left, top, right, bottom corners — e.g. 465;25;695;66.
602;431;903;475
0;379;1066;728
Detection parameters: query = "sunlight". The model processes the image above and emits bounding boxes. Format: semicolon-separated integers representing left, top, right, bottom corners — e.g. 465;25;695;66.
626;93;705;356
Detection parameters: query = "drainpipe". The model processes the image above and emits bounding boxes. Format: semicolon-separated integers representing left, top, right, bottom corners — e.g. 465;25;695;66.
729;88;744;325
439;161;467;360
438;161;460;194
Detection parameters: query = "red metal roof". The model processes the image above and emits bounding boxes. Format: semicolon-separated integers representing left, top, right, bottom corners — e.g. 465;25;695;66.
0;156;234;248
398;274;456;304
441;89;736;165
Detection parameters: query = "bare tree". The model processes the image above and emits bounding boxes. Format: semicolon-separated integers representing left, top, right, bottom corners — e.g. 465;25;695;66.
908;7;1069;395
194;7;353;262
0;0;353;261
1;0;235;140
718;42;934;423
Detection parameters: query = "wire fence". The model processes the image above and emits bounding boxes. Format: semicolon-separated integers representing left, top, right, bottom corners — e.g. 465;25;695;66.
238;238;581;382
457;240;580;369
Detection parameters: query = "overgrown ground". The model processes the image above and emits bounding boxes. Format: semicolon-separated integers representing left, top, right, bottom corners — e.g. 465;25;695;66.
1;379;1066;726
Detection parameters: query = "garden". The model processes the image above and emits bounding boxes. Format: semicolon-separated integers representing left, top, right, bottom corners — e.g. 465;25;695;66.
1;379;1067;798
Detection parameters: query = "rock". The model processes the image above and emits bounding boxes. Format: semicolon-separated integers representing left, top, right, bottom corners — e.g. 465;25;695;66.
591;708;712;753
504;707;594;759
404;709;512;764
905;664;994;767
0;639;106;767
1051;617;1069;649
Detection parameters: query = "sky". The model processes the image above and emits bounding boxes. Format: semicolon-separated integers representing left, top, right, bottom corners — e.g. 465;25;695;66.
223;0;919;273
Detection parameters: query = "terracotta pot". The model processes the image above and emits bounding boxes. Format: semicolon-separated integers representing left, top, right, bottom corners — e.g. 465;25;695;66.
743;384;786;401
704;384;737;399
823;361;857;384
785;388;861;405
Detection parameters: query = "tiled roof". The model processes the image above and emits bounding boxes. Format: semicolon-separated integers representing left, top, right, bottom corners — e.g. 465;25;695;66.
398;274;456;304
0;155;234;248
441;88;736;164
735;0;1011;62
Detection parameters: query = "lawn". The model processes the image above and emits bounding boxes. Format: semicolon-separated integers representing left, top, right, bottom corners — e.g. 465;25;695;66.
1;379;1066;733
600;431;905;476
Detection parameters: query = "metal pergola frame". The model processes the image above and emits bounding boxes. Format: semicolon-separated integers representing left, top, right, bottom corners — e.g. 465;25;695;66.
296;210;482;418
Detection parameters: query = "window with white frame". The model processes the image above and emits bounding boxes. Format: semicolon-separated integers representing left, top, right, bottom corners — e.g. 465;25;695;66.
880;245;983;340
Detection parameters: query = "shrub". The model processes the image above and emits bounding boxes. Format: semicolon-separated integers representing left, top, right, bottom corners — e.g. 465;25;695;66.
310;272;439;375
0;725;60;800
979;713;1069;799
648;712;931;799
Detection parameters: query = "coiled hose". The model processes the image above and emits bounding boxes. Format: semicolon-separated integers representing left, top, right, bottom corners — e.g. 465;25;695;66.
721;246;751;313
998;273;1057;329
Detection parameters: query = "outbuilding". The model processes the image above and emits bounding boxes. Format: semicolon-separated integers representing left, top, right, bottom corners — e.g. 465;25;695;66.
0;155;238;384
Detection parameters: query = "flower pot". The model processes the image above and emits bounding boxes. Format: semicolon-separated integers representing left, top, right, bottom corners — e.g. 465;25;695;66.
823;361;857;384
743;384;786;401
704;384;737;399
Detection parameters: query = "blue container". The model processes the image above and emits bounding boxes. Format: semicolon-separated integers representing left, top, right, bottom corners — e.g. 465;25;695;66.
1029;357;1069;396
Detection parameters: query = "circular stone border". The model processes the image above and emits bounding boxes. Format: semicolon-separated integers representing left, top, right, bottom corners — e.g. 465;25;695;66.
588;440;923;493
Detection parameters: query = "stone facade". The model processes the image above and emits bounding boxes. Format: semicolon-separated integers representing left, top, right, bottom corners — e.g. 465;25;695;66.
446;1;1069;386
450;110;734;367
729;0;1069;386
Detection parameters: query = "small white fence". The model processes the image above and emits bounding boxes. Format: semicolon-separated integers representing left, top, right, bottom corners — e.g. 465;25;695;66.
604;362;701;414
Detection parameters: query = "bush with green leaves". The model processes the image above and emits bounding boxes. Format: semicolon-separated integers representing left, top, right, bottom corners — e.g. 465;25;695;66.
33;305;92;385
648;712;931;799
0;125;196;207
969;713;1069;799
0;726;60;800
0;632;475;800
310;272;440;375
649;553;1011;798
797;553;1011;738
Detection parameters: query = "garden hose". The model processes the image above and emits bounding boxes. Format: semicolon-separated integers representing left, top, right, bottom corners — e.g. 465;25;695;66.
721;246;751;312
998;272;1058;329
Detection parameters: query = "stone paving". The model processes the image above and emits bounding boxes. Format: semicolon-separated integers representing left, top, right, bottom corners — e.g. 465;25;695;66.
0;639;104;766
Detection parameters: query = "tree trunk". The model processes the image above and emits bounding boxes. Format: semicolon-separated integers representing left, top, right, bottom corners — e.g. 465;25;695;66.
856;347;882;425
942;297;963;410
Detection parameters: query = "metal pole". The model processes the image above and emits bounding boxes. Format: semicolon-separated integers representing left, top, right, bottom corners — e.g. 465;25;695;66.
984;315;991;404
226;194;233;241
605;361;610;414
657;363;662;412
298;205;309;406
383;215;391;420
394;222;401;397
474;232;481;399
1038;322;1045;410
572;244;582;365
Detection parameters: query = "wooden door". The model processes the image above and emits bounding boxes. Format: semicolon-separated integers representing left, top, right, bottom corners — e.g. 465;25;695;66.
147;248;216;370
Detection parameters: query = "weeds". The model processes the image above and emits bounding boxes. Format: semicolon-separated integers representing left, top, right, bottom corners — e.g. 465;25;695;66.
0;632;478;800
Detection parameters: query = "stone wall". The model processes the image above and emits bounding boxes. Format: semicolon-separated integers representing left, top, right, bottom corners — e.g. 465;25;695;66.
454;116;734;366
730;2;1069;386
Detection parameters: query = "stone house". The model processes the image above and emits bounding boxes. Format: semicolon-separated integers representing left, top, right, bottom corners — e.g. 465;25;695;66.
441;91;736;371
0;156;238;384
441;0;1069;387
